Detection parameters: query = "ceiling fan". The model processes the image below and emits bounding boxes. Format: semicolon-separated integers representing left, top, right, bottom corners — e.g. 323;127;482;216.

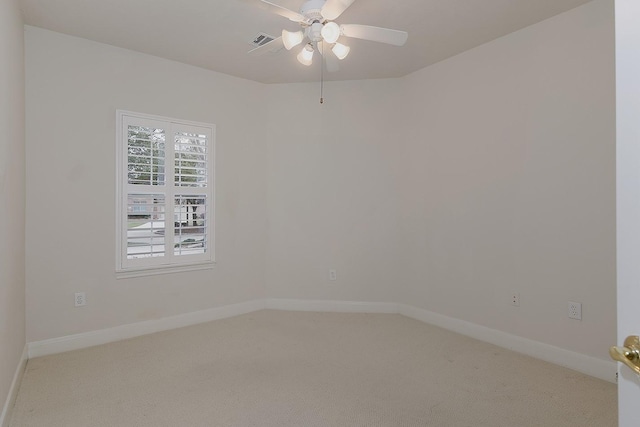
248;0;408;71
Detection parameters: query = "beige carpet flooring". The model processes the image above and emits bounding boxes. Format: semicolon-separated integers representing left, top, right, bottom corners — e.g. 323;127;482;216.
10;310;617;426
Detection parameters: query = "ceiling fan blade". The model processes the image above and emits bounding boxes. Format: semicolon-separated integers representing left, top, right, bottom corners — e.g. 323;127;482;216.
340;24;408;46
257;0;305;22
248;36;284;55
321;0;356;20
317;41;340;72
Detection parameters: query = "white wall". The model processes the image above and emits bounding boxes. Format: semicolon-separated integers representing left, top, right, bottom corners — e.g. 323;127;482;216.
0;0;26;415
264;79;404;303
25;27;268;342
398;0;616;360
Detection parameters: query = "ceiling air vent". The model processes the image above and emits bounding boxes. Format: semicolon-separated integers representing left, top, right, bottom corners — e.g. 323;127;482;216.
249;32;283;54
250;33;275;47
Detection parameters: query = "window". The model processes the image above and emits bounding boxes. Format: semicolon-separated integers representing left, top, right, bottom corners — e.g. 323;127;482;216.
116;111;215;276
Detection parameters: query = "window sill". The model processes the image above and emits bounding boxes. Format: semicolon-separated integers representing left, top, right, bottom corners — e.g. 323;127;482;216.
116;262;215;279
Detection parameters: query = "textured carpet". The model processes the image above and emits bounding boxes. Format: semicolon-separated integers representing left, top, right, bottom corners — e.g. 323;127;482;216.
10;310;616;426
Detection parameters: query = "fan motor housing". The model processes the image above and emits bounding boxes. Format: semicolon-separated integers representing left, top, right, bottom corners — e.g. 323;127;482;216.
307;22;324;42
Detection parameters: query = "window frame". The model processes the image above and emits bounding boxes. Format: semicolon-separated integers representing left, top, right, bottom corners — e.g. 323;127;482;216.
116;110;215;278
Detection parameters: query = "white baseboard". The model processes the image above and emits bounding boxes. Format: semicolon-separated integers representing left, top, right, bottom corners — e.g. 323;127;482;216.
25;298;615;384
0;345;27;427
398;304;617;383
28;299;265;358
27;299;396;359
265;298;399;313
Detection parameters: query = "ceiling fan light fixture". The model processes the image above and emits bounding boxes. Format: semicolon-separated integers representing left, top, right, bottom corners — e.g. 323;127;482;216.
297;44;314;66
321;21;341;44
282;29;304;50
331;42;350;60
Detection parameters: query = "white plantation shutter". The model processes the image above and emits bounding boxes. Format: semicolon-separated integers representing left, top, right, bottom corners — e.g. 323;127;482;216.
127;125;166;186
117;111;215;274
174;195;208;256
175;131;208;187
126;194;166;258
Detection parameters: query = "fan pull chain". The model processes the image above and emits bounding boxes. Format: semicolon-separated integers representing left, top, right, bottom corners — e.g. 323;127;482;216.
320;42;324;104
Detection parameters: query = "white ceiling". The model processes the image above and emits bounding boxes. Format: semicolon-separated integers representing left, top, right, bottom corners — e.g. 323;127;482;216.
20;0;593;84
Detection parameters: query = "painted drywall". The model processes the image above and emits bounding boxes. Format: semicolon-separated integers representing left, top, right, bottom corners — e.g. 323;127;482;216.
264;79;404;303
0;0;26;416
397;0;615;360
25;27;268;342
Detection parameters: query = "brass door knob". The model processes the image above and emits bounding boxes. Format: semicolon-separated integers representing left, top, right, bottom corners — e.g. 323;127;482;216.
610;335;640;376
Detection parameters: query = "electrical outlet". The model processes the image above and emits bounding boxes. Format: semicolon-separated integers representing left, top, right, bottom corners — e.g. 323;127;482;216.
510;292;520;307
568;301;582;320
329;269;337;281
75;292;86;307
